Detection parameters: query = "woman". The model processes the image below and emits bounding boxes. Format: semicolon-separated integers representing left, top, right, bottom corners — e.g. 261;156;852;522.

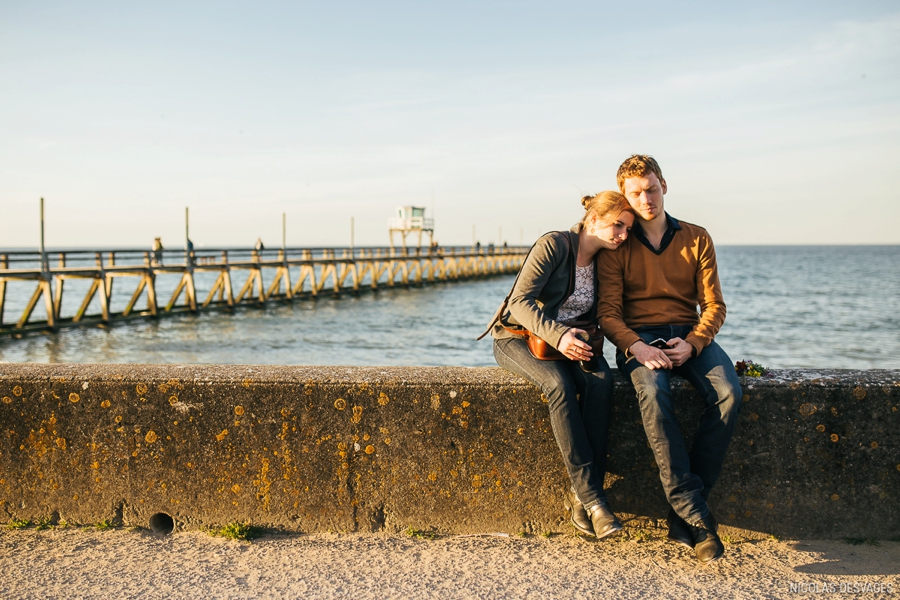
483;191;634;538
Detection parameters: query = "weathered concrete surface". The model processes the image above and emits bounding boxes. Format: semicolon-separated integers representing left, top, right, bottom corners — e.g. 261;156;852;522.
0;365;897;539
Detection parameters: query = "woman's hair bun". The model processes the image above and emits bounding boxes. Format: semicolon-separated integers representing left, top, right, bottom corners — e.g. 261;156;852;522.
581;194;594;209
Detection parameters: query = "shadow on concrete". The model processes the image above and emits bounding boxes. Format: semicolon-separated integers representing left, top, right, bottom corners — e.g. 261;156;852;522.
790;540;900;576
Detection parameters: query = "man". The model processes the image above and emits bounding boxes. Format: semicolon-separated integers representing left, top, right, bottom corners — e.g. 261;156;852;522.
596;155;742;564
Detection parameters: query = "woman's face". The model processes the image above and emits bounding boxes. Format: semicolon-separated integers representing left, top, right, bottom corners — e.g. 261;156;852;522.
589;211;634;250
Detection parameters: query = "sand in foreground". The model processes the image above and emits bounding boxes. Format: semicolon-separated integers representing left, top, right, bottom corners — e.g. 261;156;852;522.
1;526;897;599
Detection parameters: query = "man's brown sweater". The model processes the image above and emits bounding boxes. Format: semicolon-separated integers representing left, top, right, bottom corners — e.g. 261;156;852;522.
596;215;726;356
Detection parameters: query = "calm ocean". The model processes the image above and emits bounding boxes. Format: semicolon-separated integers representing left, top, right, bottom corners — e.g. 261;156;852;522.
1;246;898;369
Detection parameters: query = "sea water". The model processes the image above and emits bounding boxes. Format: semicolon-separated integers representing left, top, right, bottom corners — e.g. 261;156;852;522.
1;246;898;369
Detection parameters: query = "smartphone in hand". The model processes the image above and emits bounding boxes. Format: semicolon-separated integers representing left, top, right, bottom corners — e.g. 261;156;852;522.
648;338;669;350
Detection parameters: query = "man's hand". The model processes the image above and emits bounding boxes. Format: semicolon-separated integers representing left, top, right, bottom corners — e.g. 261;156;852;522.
558;328;593;362
662;337;693;367
630;340;672;370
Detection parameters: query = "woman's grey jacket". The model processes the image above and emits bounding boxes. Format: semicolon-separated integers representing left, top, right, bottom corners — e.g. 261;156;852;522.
484;223;599;349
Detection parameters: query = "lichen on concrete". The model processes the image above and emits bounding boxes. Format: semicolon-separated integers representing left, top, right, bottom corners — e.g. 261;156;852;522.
0;364;897;539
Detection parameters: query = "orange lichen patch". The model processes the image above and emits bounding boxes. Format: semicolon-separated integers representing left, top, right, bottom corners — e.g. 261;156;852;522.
830;434;839;442
114;416;122;423
234;406;245;416
241;379;253;389
351;406;363;424
798;403;816;416
55;437;66;450
91;461;100;469
384;438;391;445
540;393;548;403
145;431;158;444
12;386;23;397
157;383;169;393
379;427;389;434
749;413;759;421
831;494;840;501
362;433;370;441
451;406;463;415
461;401;470;408
1;397;10;404
816;424;826;433
517;428;525;435
871;441;879;449
852;387;867;400
281;407;291;418
135;383;148;395
472;474;483;488
168;396;179;406
334;398;346;411
365;445;375;455
232;484;241;494
744;510;752;517
378;392;390;406
216;429;229;441
427;471;437;481
100;400;111;408
69;393;80;403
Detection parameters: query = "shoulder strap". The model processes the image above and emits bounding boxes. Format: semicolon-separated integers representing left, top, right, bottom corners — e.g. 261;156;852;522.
475;231;571;340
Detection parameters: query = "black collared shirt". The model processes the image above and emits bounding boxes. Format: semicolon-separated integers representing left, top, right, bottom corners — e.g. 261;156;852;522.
633;212;682;255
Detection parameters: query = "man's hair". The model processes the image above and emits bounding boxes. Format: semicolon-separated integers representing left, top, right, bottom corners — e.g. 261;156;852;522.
616;155;665;192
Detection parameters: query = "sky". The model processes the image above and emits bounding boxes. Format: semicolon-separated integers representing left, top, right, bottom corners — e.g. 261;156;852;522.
1;1;899;249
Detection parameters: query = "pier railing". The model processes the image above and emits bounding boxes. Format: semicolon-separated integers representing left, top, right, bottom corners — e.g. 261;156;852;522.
0;245;527;335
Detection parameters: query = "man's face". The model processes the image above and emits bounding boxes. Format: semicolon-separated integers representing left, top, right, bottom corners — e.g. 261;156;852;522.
622;172;667;222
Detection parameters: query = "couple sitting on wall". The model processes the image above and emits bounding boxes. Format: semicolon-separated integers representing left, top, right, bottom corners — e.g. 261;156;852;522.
481;154;742;564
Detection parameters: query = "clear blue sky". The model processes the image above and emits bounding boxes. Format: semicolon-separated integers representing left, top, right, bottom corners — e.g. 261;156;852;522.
2;1;898;248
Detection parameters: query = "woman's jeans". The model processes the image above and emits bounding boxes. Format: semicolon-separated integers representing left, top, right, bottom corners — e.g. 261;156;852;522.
616;325;742;524
493;336;614;509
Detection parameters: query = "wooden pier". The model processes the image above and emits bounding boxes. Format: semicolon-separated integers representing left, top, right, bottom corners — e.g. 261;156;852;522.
0;245;527;336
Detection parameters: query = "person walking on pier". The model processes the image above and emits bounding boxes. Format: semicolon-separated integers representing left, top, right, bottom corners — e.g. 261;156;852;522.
151;237;164;266
481;191;635;539
597;155;742;564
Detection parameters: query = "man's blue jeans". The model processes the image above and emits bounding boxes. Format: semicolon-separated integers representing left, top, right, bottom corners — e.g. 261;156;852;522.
616;325;742;524
494;336;614;509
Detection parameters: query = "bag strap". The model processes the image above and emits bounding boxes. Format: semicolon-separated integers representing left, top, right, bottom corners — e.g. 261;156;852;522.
476;231;572;340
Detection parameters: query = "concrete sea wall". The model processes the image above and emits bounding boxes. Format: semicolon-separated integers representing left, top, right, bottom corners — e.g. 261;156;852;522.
1;364;897;539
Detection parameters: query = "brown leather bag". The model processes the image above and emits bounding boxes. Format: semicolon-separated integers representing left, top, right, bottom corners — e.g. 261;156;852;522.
504;325;603;362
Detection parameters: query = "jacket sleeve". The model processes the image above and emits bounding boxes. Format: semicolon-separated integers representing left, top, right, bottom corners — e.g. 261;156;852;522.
506;233;572;349
596;247;642;352
685;233;726;355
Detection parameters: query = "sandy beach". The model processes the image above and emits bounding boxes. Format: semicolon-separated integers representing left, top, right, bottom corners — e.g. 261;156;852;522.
2;522;897;599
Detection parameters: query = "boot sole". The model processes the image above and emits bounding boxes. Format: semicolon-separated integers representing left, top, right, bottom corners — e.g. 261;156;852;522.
594;523;624;540
666;532;695;549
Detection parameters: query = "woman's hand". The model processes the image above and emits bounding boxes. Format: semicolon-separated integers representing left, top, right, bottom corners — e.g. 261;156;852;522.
558;328;593;362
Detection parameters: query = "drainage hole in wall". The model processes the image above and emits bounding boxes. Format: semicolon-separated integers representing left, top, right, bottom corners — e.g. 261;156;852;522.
149;513;174;535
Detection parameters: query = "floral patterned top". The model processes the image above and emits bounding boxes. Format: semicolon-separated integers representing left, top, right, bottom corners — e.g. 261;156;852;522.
556;264;594;324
